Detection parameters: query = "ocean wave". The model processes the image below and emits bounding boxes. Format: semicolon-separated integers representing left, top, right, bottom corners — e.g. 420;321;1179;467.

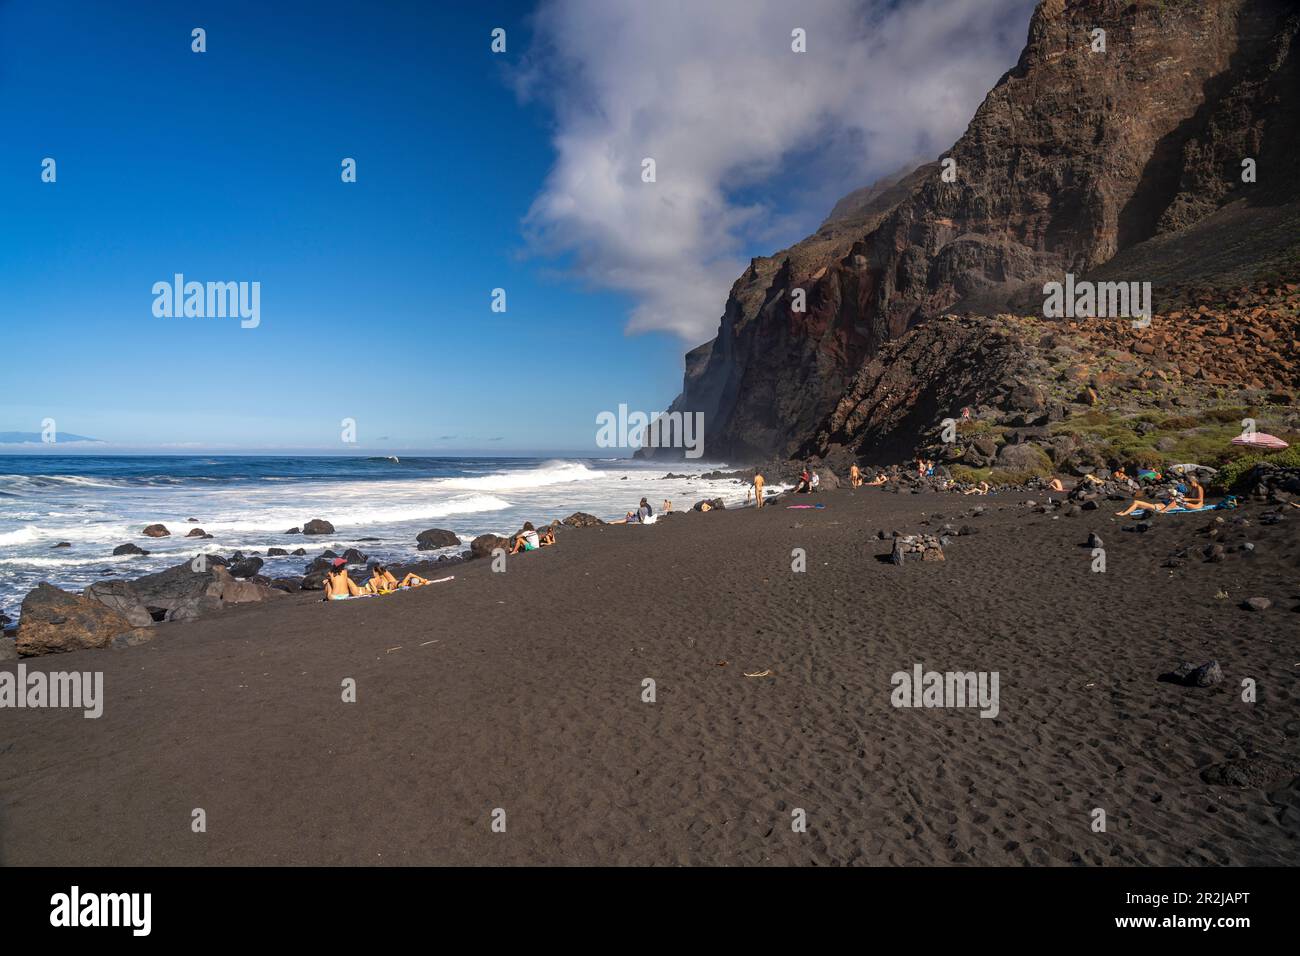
0;523;135;546
0;526;45;546
0;474;127;490
187;493;516;533
438;461;600;492
0;553;141;568
309;494;514;526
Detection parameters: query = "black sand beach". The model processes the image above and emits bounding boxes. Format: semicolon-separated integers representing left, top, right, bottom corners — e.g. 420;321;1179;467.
2;487;1296;866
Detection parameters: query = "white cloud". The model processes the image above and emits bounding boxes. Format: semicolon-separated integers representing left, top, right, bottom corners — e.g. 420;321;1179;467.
515;0;1038;343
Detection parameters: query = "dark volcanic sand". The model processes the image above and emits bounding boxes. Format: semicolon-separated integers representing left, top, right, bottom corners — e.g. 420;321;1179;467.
1;487;1297;865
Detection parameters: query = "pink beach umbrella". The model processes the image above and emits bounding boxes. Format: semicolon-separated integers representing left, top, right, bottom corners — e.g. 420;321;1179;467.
1231;432;1289;451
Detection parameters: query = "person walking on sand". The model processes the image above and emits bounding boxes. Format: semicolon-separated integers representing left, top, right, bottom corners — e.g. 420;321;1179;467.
753;472;766;508
850;463;862;488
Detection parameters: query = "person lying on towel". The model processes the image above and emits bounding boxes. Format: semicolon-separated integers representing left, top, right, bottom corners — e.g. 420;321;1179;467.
1115;477;1205;516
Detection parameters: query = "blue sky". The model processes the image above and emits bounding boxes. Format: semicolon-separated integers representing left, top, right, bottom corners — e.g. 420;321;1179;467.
0;0;1035;454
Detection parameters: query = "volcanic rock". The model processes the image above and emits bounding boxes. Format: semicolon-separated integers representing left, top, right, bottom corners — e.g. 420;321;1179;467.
416;529;462;550
16;584;134;657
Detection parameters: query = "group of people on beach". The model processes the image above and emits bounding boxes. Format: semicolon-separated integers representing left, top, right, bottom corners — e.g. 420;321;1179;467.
323;518;560;601
612;498;658;524
323;559;441;600
849;464;886;489
323;452;1227;603
760;455;1227;522
1114;474;1205;515
794;466;821;494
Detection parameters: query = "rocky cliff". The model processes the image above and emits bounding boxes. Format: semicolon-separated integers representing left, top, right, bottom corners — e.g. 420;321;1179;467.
647;0;1300;464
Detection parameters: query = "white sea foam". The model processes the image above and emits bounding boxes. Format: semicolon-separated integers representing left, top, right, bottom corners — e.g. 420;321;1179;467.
0;554;141;568
0;526;44;546
437;460;601;491
0;458;749;614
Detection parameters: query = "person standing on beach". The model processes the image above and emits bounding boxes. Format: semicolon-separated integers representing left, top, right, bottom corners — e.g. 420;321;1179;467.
753;472;765;508
850;463;861;488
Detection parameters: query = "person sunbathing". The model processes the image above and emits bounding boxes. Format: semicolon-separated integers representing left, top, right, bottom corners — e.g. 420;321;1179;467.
865;472;886;487
1115;493;1184;516
365;564;400;593
1047;477;1065;492
323;559;363;599
1179;478;1205;510
961;480;990;495
510;521;542;553
397;572;437;587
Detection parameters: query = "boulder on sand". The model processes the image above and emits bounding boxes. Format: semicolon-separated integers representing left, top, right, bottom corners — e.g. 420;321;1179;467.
301;568;330;590
85;560;284;626
301;519;334;535
891;534;945;565
814;467;841;490
79;579;154;627
1164;660;1224;687
416;528;462;550
561;512;604;528
16;583;135;657
228;557;264;579
470;534;509;559
142;524;171;537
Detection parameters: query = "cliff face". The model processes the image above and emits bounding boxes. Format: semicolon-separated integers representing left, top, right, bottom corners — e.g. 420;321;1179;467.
649;0;1300;463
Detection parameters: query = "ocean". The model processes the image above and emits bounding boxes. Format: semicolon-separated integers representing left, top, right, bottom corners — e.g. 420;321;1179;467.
0;455;754;618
